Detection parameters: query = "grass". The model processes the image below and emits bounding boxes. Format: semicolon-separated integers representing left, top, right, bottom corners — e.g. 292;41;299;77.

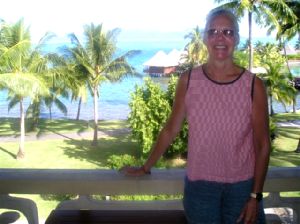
0;119;138;169
0;118;128;137
0;118;139;220
0;113;300;220
270;112;300;167
270;129;300;167
272;112;300;122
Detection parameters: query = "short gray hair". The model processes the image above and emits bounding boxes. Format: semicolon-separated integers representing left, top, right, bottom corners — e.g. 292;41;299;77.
204;8;240;45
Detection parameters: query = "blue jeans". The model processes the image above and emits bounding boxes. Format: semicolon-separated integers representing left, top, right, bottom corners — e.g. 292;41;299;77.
183;177;266;224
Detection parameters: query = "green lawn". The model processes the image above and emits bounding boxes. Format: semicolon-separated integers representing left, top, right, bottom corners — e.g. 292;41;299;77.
0;114;299;220
270;113;300;167
0;119;138;169
0;119;139;219
0;118;128;136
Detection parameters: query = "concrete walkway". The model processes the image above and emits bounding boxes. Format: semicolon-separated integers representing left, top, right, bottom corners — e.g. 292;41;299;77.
277;120;300;128
1;119;299;143
0;128;131;142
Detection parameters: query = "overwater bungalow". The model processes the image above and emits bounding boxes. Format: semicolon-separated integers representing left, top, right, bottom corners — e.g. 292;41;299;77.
143;49;186;77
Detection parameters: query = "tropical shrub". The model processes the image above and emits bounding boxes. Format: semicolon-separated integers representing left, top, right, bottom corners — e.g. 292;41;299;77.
107;154;140;169
128;76;188;159
255;43;297;115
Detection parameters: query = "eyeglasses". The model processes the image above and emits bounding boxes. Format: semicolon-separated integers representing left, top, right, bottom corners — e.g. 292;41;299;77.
206;29;235;38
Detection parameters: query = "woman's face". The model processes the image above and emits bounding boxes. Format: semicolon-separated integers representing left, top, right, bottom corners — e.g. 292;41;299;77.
204;14;237;62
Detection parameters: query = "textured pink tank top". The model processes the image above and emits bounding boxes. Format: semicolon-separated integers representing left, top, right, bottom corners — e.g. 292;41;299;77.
185;66;255;183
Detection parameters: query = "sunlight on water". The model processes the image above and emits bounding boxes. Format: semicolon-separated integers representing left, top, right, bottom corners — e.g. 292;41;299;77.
291;63;300;77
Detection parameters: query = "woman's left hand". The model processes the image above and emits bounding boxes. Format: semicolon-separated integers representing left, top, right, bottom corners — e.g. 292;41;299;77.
236;198;258;223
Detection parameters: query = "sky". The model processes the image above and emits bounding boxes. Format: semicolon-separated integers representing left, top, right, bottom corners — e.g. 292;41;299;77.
0;0;274;44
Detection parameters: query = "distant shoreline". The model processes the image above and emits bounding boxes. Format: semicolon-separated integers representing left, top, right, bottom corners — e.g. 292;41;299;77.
288;59;300;65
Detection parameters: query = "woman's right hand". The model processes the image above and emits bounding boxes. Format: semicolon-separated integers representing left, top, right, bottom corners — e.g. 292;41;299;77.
119;165;151;177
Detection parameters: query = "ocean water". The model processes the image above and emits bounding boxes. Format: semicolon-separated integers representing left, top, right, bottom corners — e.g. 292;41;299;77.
0;38;299;121
0;39;186;120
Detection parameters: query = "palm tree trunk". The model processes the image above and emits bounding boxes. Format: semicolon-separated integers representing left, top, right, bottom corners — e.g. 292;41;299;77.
92;86;98;146
283;44;292;73
270;95;274;116
49;106;52;120
292;97;296;113
17;99;25;159
248;11;253;72
76;97;82;120
295;138;300;153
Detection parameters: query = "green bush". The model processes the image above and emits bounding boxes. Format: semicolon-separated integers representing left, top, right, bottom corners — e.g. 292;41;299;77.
128;76;188;159
107;154;140;169
93;194;183;201
109;194;183;201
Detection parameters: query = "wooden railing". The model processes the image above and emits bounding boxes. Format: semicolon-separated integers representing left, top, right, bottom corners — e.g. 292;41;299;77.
0;167;300;224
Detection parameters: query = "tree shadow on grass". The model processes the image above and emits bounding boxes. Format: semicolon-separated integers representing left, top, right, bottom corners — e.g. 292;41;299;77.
0;118;20;137
37;119;91;133
277;127;300;140
270;151;300;167
60;134;139;168
273;113;300;122
40;134;138;202
36;128;77;140
0;146;16;159
40;134;140;202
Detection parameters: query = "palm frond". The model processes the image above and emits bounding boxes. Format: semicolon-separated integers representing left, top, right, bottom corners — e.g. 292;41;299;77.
0;73;49;98
7;95;20;112
53;98;68;115
34;32;56;50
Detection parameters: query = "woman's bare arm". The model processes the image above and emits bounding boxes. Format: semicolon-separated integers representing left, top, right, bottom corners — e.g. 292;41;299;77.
238;76;271;223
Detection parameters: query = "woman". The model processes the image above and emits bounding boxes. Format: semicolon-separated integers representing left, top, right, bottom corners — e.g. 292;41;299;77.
121;8;270;224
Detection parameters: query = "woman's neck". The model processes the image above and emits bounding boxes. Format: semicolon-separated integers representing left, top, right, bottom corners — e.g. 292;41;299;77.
203;61;241;82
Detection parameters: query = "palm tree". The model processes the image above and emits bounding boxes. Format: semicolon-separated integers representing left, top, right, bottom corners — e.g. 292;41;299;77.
265;1;299;113
256;43;296;116
24;53;72;130
266;1;299;65
182;26;207;70
271;1;300;44
61;54;90;121
46;52;88;121
214;0;295;72
53;43;91;121
65;24;138;146
0;19;50;158
71;84;88;120
41;53;78;121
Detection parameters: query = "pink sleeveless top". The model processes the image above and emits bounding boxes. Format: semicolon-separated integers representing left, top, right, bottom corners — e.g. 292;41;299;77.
185;66;255;183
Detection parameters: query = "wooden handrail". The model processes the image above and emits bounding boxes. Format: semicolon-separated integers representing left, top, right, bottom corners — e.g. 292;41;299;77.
0;167;300;224
0;167;300;194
